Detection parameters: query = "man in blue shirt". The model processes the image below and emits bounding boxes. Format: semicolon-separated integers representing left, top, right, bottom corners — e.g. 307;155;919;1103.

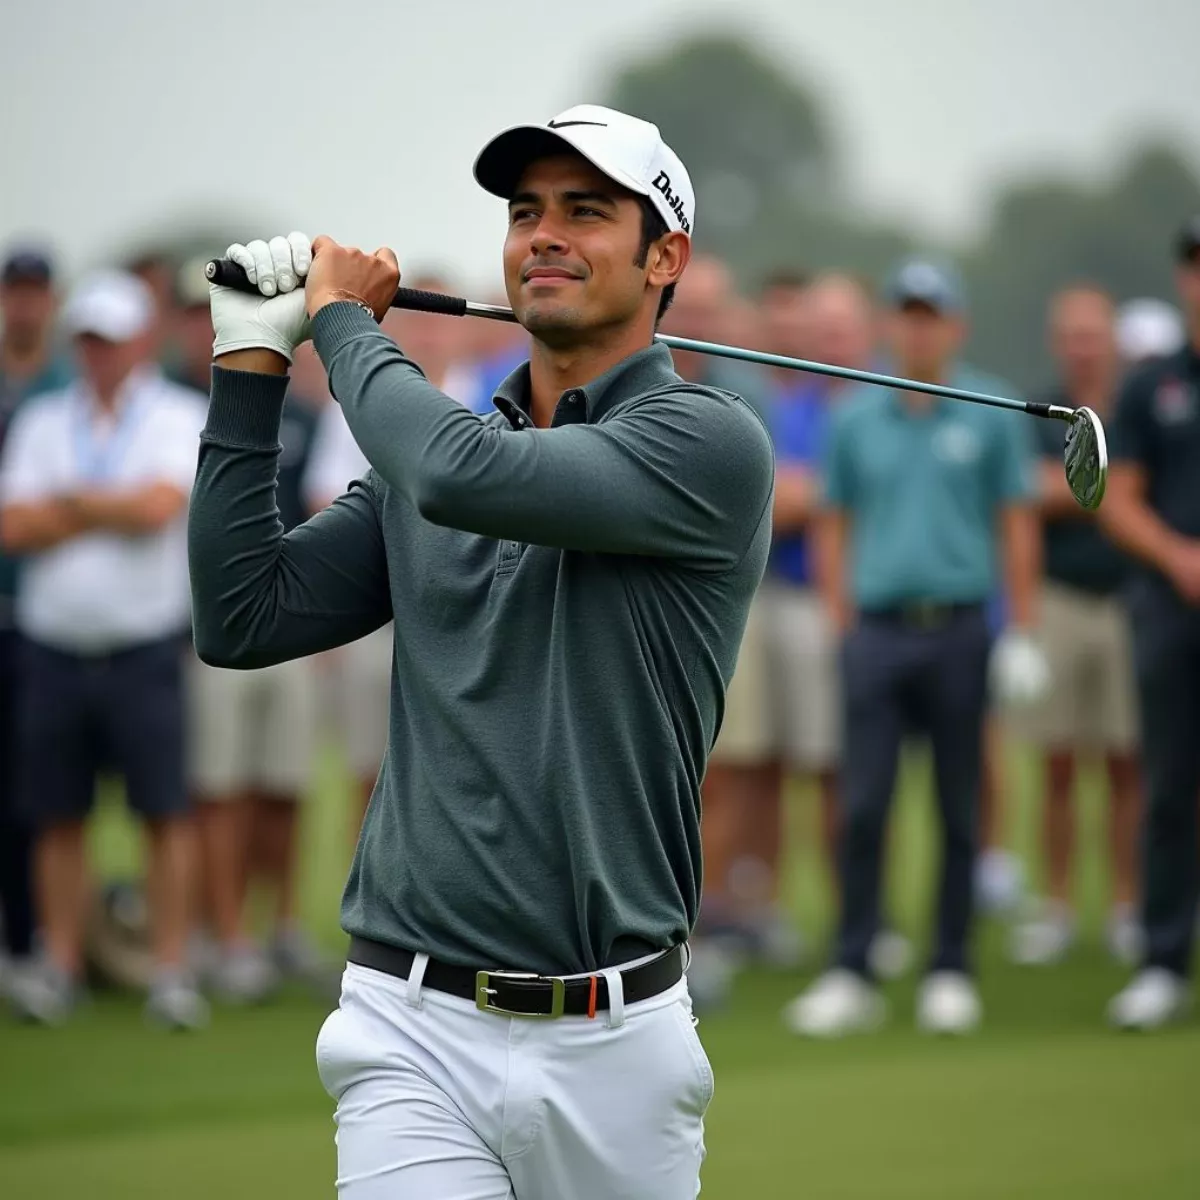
785;259;1044;1037
0;246;72;988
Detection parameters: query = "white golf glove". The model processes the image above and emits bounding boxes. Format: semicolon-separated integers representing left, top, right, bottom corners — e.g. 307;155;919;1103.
210;232;313;362
989;629;1051;707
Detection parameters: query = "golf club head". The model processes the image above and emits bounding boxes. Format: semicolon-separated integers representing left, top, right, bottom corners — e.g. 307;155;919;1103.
1064;406;1107;511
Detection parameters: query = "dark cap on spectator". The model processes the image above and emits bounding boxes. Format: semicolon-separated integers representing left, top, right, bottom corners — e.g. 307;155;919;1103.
1175;215;1200;264
2;246;54;287
885;258;965;314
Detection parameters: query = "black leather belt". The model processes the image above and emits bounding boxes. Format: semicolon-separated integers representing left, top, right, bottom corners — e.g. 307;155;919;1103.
347;936;686;1019
862;601;983;630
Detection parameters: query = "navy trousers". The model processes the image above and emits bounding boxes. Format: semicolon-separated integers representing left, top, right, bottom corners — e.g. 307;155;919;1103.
836;606;990;978
1128;580;1200;978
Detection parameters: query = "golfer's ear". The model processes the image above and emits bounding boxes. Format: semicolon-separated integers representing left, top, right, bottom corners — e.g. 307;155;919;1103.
648;231;691;290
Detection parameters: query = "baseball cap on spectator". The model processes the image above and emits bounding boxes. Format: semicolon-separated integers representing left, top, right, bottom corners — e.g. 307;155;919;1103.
1116;298;1185;363
473;104;696;238
175;255;216;310
885;258;966;314
2;246;54;287
62;270;155;343
1175;215;1200;264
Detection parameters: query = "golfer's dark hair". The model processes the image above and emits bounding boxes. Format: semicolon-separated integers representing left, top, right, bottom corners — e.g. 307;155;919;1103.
634;196;675;324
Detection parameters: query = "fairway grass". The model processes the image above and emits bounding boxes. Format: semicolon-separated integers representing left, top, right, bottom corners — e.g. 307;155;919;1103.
2;745;1198;1198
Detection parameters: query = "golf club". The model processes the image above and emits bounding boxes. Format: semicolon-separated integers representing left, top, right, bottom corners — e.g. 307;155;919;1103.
206;257;1108;510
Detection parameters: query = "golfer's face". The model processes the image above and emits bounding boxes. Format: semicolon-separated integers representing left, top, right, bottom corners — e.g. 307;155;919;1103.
504;155;647;338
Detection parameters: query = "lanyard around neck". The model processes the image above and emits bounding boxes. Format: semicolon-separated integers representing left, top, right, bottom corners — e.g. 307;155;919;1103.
73;386;147;484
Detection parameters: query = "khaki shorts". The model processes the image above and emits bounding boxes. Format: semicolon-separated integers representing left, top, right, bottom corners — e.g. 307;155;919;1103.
708;585;841;770
1021;580;1138;751
709;596;774;765
328;624;394;779
188;654;319;796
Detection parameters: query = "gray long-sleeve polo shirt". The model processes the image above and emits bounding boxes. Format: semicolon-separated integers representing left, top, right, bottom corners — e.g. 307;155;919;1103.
188;302;774;974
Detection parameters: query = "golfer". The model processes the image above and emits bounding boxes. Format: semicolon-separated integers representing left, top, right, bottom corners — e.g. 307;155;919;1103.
189;105;773;1198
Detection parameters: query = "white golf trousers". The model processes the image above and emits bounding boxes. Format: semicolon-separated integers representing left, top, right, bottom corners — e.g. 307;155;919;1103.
315;956;713;1199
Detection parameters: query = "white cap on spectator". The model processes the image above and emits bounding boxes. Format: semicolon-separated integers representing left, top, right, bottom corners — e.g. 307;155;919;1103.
474;104;695;237
63;270;155;342
1116;298;1185;364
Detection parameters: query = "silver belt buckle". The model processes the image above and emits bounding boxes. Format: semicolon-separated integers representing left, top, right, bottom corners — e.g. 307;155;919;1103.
475;970;566;1019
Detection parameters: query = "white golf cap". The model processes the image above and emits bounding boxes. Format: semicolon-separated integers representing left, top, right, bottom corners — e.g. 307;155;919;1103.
63;269;155;342
1116;297;1185;364
474;104;695;237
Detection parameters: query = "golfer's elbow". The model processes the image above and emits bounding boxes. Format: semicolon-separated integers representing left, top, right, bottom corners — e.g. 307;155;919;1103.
414;464;473;528
190;612;255;670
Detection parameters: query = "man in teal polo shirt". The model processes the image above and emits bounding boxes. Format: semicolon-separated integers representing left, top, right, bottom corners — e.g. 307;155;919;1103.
785;259;1044;1038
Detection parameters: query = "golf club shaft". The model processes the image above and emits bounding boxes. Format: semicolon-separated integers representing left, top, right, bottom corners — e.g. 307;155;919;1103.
205;258;1068;422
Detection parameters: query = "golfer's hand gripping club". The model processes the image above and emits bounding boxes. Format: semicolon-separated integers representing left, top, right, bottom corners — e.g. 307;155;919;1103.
206;256;471;320
208;234;313;362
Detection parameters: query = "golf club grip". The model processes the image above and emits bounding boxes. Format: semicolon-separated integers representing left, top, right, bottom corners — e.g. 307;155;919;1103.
204;259;470;318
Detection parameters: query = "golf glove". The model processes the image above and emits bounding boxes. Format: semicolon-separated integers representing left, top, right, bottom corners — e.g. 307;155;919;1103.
210;232;313;362
989;629;1051;707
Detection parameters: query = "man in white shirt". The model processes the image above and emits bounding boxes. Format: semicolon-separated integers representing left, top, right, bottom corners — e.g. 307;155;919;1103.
0;270;208;1029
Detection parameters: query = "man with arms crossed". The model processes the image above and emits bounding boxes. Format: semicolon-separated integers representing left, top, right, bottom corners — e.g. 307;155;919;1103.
190;106;773;1197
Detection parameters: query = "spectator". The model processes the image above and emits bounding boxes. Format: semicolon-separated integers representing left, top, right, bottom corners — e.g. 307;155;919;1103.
1116;298;1185;366
658;255;795;1005
758;270;813;364
786;258;1043;1037
1102;217;1200;1030
1010;286;1140;967
763;272;912;978
381;271;482;405
0;245;73;992
0;270;207;1028
172;257;335;1002
460;287;530;414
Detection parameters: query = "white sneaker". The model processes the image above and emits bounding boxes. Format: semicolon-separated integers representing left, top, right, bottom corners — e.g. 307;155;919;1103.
1010;902;1075;966
975;848;1025;916
7;960;80;1026
210;946;280;1005
1107;968;1191;1031
1106;906;1144;968
748;908;806;971
916;971;982;1035
868;929;914;981
782;969;886;1038
145;975;210;1031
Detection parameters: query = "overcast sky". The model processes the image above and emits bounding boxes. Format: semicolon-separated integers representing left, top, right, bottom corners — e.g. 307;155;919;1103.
3;0;1199;292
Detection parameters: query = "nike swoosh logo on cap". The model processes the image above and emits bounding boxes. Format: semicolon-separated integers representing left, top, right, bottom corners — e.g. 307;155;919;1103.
547;119;608;129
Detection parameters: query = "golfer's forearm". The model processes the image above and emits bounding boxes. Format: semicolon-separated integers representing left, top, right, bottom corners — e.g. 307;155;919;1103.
1001;505;1040;628
189;367;390;668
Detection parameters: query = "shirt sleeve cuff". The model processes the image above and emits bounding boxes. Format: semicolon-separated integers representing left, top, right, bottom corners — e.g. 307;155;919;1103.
312;301;385;367
203;367;289;448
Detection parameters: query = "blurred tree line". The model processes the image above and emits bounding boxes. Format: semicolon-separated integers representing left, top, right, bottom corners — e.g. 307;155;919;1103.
603;33;1200;391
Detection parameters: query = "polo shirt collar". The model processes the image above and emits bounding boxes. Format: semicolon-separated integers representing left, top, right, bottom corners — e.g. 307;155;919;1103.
491;342;678;430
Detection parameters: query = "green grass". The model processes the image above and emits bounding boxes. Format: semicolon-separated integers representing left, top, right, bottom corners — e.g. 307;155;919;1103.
2;744;1198;1199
